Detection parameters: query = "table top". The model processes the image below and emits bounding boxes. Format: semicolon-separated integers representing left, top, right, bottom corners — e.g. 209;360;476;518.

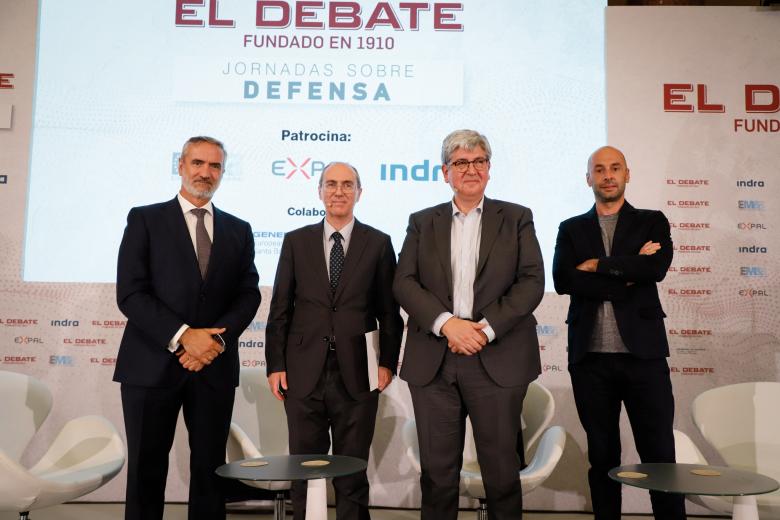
609;463;780;497
216;454;367;482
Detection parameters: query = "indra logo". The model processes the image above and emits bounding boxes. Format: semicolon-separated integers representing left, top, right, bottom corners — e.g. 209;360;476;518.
239;339;264;348
736;180;765;188
737;245;767;254
50;319;79;327
272;157;326;180
380;160;442;182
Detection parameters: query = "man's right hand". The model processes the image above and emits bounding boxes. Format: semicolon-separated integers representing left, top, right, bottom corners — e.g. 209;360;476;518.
268;371;288;401
441;317;487;355
180;327;226;364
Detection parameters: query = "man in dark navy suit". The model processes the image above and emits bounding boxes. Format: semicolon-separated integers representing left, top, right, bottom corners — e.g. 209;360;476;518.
266;162;403;520
553;146;685;520
114;136;260;520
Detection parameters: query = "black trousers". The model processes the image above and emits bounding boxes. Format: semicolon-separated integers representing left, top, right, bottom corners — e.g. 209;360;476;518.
284;352;378;520
570;353;686;520
121;376;234;520
409;350;528;520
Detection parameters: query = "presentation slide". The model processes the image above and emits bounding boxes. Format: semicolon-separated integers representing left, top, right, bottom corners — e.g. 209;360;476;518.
24;0;606;286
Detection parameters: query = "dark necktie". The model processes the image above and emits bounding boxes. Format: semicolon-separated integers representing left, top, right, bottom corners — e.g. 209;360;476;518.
191;208;211;279
329;231;344;292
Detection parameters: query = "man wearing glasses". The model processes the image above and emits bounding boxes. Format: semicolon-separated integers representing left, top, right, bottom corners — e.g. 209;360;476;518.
394;130;545;519
266;162;403;520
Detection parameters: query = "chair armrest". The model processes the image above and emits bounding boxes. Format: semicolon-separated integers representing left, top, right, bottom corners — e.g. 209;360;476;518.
226;422;262;462
520;426;566;493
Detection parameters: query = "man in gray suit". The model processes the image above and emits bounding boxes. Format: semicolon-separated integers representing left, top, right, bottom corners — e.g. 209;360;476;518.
394;129;545;520
266;162;403;520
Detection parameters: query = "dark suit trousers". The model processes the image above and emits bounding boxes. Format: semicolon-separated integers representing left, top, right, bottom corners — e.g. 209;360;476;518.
409;350;528;520
569;353;686;520
284;352;378;520
121;375;235;520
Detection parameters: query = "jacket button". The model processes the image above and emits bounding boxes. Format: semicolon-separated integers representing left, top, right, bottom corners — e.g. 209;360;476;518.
332;306;337;312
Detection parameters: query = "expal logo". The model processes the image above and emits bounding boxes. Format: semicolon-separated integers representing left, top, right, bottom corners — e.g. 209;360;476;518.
272;157;326;180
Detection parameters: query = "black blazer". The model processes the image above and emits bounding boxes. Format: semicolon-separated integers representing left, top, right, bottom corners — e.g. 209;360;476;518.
265;220;403;401
393;198;545;388
552;201;673;365
113;197;261;390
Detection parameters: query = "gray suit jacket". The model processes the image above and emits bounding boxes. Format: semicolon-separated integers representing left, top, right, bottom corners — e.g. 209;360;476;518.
393;197;545;388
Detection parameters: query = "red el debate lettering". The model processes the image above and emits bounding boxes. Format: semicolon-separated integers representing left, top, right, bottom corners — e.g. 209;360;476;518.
664;84;694;112
746;84;780;113
663;83;724;113
176;0;235;27
0;73;14;89
256;2;462;30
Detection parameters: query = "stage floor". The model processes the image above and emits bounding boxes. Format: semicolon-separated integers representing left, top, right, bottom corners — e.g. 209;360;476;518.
0;504;721;519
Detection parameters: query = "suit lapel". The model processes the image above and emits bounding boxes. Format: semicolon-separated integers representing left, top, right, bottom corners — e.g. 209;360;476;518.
476;198;503;278
333;220;369;302
433;204;453;293
165;198;202;281
307;222;331;296
611;201;636;255
583;205;606;258
205;206;226;283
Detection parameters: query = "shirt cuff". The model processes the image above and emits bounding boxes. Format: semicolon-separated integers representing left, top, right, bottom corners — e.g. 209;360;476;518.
169;324;189;352
432;312;455;337
479;318;496;343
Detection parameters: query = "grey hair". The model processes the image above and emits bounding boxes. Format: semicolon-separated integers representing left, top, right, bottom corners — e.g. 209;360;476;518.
319;161;362;190
181;136;227;164
441;129;492;165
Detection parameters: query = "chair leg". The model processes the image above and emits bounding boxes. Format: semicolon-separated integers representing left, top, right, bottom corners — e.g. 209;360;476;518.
274;491;286;520
476;499;488;520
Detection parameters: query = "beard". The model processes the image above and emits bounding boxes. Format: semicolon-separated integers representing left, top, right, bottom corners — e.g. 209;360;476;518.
183;176;220;200
594;184;625;203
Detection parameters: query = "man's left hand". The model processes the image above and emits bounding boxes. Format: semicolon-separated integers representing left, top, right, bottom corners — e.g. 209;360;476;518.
377;367;393;392
176;350;205;372
576;258;599;272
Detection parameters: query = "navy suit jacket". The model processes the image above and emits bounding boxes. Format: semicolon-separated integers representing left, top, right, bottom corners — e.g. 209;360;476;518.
265;219;403;400
113;197;260;390
552;201;673;365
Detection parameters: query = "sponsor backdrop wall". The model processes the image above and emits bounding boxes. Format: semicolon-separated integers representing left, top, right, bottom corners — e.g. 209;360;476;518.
1;0;778;514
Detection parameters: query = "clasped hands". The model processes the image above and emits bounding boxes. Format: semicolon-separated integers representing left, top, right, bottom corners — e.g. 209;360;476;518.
176;327;226;372
441;317;488;355
575;240;661;272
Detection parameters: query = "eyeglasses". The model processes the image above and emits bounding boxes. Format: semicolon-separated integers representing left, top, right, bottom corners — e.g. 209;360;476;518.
322;181;357;193
449;157;490;173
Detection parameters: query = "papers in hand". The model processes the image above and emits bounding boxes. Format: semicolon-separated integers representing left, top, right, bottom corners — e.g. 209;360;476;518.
365;330;380;391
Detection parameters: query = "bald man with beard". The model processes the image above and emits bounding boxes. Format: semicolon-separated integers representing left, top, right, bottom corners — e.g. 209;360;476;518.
552;146;685;520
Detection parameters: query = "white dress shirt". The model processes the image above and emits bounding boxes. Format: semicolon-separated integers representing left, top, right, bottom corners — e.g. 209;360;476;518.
168;193;215;351
431;198;496;342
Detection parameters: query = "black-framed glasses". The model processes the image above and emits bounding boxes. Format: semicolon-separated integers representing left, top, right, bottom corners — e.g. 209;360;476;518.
449;157;490;173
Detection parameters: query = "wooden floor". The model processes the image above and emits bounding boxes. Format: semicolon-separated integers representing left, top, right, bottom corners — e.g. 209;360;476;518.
0;503;721;519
